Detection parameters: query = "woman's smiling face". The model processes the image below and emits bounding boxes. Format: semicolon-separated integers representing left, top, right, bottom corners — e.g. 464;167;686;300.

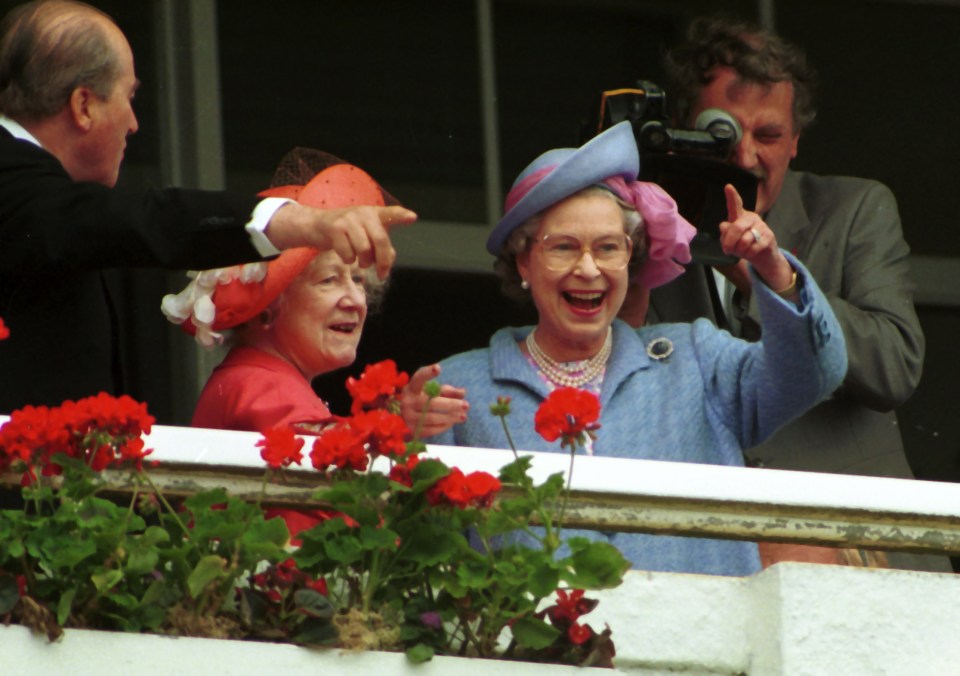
517;191;630;361
271;251;369;379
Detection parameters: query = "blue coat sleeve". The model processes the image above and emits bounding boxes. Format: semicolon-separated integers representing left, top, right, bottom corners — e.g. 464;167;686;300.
692;252;848;448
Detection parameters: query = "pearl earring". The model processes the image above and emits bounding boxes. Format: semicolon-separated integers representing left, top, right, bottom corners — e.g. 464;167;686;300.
521;279;530;290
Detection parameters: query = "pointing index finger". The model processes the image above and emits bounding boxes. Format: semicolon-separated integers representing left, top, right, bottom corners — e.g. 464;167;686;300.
380;206;418;230
724;184;745;222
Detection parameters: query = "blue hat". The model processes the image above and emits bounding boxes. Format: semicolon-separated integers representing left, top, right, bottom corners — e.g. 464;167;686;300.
486;121;639;255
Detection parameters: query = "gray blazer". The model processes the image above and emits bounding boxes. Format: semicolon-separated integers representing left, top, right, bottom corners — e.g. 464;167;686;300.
649;169;924;478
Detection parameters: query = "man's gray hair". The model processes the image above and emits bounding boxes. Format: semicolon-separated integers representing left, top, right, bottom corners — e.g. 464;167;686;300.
0;0;119;120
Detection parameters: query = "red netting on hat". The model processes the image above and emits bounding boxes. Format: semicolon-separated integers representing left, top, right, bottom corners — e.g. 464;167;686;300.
268;147;401;206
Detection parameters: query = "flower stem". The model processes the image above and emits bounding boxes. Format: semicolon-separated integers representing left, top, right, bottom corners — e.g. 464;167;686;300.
140;472;192;541
496;414;520;462
556;446;575;538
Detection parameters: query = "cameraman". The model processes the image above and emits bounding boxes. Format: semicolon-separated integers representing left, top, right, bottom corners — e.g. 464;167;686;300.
641;17;941;571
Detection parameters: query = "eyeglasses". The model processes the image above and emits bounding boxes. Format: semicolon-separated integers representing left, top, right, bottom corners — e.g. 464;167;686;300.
533;233;633;272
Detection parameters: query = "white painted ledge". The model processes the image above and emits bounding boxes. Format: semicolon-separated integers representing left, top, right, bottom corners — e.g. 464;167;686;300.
140;422;960;523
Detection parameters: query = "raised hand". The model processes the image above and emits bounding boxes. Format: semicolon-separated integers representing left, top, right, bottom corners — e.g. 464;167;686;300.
400;364;469;438
265;203;417;279
718;184;794;293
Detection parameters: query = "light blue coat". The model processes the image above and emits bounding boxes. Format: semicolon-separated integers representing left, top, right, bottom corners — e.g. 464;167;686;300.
430;255;847;576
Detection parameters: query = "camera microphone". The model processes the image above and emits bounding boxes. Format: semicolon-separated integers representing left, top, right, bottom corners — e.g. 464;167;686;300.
694;108;742;145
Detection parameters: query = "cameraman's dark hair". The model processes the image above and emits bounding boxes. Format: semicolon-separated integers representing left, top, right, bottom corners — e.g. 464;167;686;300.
666;16;818;133
0;0;118;120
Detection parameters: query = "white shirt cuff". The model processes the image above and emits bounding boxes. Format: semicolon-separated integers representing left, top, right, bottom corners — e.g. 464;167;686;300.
245;197;293;257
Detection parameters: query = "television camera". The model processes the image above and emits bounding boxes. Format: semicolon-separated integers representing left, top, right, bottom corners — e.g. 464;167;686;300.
584;81;759;265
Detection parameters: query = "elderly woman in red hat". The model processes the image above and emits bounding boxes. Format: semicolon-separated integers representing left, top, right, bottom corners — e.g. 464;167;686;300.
163;149;468;435
425;122;847;576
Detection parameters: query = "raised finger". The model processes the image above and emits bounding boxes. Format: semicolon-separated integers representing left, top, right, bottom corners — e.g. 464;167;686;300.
408;364;441;395
724;184;745;222
379;206;418;228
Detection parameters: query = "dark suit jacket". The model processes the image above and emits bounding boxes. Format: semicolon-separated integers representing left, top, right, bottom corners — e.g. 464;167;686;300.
0;128;264;413
648;170;924;479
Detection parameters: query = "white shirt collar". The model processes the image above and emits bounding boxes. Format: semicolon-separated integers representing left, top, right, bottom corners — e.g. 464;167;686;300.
0;115;42;147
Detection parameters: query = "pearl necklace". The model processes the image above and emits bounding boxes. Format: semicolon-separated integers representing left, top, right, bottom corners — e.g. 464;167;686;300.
525;328;612;388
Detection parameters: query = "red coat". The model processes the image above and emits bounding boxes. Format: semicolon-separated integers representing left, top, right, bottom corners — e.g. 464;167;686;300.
192;346;331;432
192;345;333;541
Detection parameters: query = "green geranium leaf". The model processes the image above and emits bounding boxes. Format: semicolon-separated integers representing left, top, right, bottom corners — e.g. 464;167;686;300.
405;643;435;664
293;589;335;620
134;601;167;631
241;517;289;560
358;526;399;552
124;526;170;575
236;587;265;627
187;555;227;599
526;553;561;598
56;587;77;626
456;559;492;590
409;459;450;493
44;538;97;571
139;578;171;609
292;618;339;646
104;591;138;610
183;488;230;513
533;473;566;502
92;569;123;593
499;456;534;485
324;535;364;564
125;548;160;577
0;575;20;614
404;523;460;567
564;539;630;589
511;615;561;649
4;537;24;560
314;483;360;506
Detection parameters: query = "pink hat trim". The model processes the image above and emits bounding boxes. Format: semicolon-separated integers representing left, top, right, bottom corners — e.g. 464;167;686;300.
603;176;696;289
503;165;556;214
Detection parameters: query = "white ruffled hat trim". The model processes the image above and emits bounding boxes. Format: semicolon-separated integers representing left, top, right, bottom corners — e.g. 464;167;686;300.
160;262;268;348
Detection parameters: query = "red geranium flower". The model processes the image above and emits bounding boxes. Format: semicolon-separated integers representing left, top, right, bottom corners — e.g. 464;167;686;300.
568;621;593;645
257;425;306;469
0;393;154;475
351;409;410;458
463;470;502;508
427;468;501;509
388;453;420;487
534;388;601;449
346;360;410;415
548;588;598;624
308;576;328;597
310;423;368;473
118;437;153;471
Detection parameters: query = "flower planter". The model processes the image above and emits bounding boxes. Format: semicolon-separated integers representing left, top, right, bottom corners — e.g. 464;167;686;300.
7;563;960;674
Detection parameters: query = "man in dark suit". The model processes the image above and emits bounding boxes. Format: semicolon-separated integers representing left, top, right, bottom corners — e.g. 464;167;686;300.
640;18;937;570
0;0;415;413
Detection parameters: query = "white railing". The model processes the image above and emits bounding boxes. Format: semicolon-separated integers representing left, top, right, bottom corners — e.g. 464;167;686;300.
128;423;960;556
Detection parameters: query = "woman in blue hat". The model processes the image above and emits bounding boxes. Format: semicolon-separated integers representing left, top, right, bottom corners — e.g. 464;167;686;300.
422;122;848;576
